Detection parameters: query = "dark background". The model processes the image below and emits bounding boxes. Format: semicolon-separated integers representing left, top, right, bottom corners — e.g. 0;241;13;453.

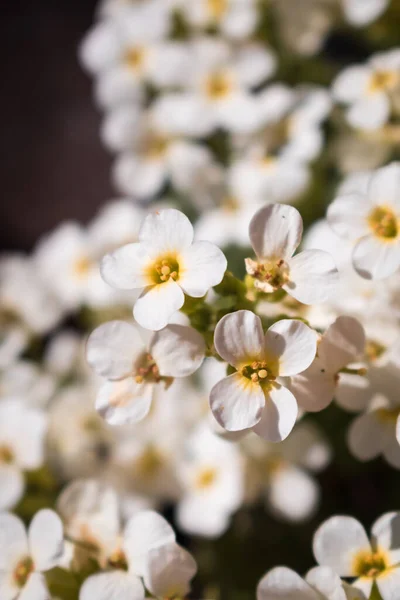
0;0;113;251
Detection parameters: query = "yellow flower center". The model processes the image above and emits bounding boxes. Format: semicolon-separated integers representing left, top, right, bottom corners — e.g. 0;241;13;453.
0;444;14;464
241;360;276;384
207;0;227;19
134;352;161;384
73;256;92;279
353;549;389;579
13;557;34;588
245;258;290;292
367;205;399;240
368;70;399;94
195;467;217;489
145;254;180;285
136;445;164;477
204;72;232;100
107;548;128;570
376;408;400;424
144;134;169;159
124;46;147;72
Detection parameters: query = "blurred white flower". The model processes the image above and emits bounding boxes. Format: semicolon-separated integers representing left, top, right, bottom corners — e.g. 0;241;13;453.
328;162;400;279
100;208;227;330
143;542;197;599
246;204;338;304
313;512;400;599
210;310;317;440
0;399;47;511
178;0;258;40
87;320;205;424
0;509;64;600
341;0;389;27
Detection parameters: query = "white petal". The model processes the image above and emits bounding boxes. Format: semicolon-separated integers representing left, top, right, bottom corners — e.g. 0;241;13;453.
139;209;193;256
86;321;145;380
176;499;230;538
113;154;166;200
143;543;197;598
268;465;319;522
285;250;338;304
210;373;265;431
318;316;365;373
0;572;18;600
347;94;390;130
0;465;24;511
332;66;371;103
371;512;400;561
123;511;175;576
306;566;348;600
376;568;400;600
19;573;49;600
179;241;227;297
290;358;336;412
367;162;400;209
29;509;64;571
96;379;153;425
327;194;370;240
78;21;121;74
342;0;388;25
0;512;27;570
249;204;303;260
264;319;317;377
353;235;400;280
352;578;373;599
257;567;318;600
253;383;298;442
214;310;264;367
313;516;371;576
80;572;144;600
150;325;205;378
133;280;185;331
101;243;150;290
217;93;263;135
347;412;386;461
235;45;276;88
335;373;371;412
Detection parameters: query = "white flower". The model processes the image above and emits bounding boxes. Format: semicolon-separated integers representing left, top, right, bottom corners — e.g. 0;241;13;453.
210;310;317;440
79;510;178;600
313;512;400;599
143;543;197;599
257;565;352;600
332;50;400;130
100;208;227;330
0;400;47;511
87;320;205;424
176;423;244;537
341;0;389;27
290;316;366;412
178;0;258;40
0;509;64;600
328;162;400;279
245;204;338;304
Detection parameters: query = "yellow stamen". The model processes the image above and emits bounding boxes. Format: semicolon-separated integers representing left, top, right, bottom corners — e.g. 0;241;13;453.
195;467;217;490
205;72;232;100
368;70;399;94
13;557;34;588
353;548;389;579
367;205;398;240
145;253;180;285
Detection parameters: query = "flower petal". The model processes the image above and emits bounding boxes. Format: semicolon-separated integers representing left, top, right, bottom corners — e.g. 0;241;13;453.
80;572;144;600
305;566;347;600
318;317;366;373
96;379;153;425
29;509;64;571
257;567;318;600
332;66;371;103
139;209;194;256
0;465;24;511
249;204;303;260
143;543;197;599
264;319;317;377
371;512;400;564
214;310;264;368
123;511;175;576
313;516;371;576
268;465;319;522
101;243;150;290
347;411;387;461
376;567;400;600
151;325;205;378
133;280;185;331
178;241;227;298
210;373;265;431
367;162;400;209
112;154;166;200
327;194;370;240
19;573;49;600
0;571;18;600
252;383;298;442
290;358;336;412
347;94;390;130
285;250;338;304
0;512;28;570
353;235;400;280
86;321;145;380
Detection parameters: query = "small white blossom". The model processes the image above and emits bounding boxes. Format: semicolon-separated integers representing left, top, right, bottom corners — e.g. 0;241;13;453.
210;310;317;440
100;208;227;330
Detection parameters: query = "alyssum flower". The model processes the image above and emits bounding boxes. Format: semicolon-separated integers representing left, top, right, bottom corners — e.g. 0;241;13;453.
86;319;205;424
101;208;227;330
328;162;400;280
209;310;317;441
245;203;338;304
